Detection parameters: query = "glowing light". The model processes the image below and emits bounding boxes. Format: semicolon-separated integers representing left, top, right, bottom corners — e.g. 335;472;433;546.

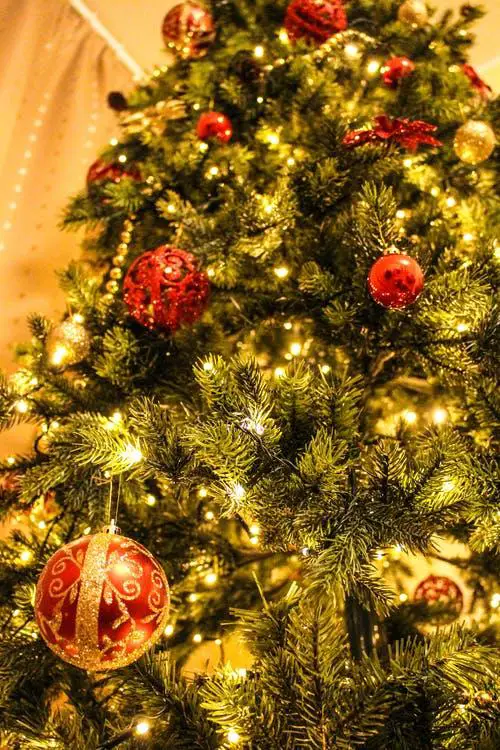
118;154;127;163
83;527;91;535
110;411;122;424
188;593;198;603
109;137;118;146
205;572;218;586
135;720;150;736
249;524;260;536
236;668;247;678
301;547;310;557
215;638;222;646
274;266;289;279
284;321;293;330
145;494;157;506
50;344;69;366
456;323;468;333
366;59;380;75
203;361;214;372
491;593;500;609
227;730;240;745
396;209;407;220
193;633;203;644
254;45;265;58
205;510;215;521
72;313;85;324
199;487;209;498
199;142;209;153
120;443;143;465
430;186;440;197
20;550;32;563
230;483;246;501
167;203;176;213
208;166;219;176
279;29;290;44
193;102;200;111
432;407;448;426
446;196;457;208
266;132;280;146
257;96;264;104
463;232;474;243
286;156;296;167
15;399;29;414
290;342;302;357
442;480;456;492
274;367;286;378
250;536;259;545
402;409;417;425
164;624;174;636
320;365;331;374
7;456;16;465
403;158;413;168
375;550;385;560
13;609;20;617
344;43;360;58
38;521;47;530
399;593;408;602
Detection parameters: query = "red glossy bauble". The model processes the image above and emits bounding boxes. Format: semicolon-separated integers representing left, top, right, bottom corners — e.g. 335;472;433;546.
87;159;140;186
284;0;348;45
414;575;464;623
35;531;170;671
367;253;424;309
196;112;233;143
162;3;216;59
381;56;415;88
123;246;210;333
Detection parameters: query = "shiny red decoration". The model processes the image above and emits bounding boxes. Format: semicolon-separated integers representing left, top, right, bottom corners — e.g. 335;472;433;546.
381;56;415;88
367;253;424;309
414;575;464;623
284;0;348;44
86;159;140;186
35;531;170;671
162;3;216;59
343;116;442;152
462;64;492;100
196;112;233;143
123;246;210;333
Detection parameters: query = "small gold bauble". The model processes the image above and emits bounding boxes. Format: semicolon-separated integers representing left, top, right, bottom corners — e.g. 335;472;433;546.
113;254;126;267
47;317;91;367
454;120;496;165
106;280;119;294
110;268;122;280
397;0;428;26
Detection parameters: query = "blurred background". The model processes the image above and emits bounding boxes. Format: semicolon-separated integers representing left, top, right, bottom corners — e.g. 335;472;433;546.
0;0;498;458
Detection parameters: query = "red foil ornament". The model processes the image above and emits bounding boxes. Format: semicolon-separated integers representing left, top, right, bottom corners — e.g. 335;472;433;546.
123;246;210;333
462;64;492;100
284;0;348;45
162;2;216;59
368;253;424;309
35;531;170;671
381;56;415;88
196;112;233;143
87;159;140;186
414;575;464;623
343;116;442;152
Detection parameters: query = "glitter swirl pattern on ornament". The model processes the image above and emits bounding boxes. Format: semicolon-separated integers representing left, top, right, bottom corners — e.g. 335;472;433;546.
35;533;170;671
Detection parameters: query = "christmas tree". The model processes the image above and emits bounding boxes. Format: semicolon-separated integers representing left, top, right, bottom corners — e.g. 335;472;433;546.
0;1;499;747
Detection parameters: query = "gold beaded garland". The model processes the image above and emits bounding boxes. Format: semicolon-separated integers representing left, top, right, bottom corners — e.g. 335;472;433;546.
397;0;428;26
102;215;137;306
454;120;496;165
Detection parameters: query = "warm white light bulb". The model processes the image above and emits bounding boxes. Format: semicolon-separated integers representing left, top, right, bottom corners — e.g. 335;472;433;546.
432;407;448;425
227;730;241;745
135;720;150;736
274;266;289;279
254;45;265;58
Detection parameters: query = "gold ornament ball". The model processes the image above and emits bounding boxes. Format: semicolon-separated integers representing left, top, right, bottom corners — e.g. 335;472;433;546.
454;120;496;165
47;317;91;367
397;0;428;26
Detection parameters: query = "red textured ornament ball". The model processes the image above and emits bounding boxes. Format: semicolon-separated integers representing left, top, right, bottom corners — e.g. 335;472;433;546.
87;159;140;186
414;575;464;623
35;531;170;671
368;254;424;309
196;112;233;143
381;56;415;88
162;2;216;59
123;246;210;333
284;0;348;45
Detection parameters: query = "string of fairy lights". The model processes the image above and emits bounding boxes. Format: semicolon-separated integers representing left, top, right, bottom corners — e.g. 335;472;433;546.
0;19;498;748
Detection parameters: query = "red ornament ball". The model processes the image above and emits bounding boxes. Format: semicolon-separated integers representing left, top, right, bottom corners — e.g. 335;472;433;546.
87;159;140;186
381;56;415;88
35;531;170;671
284;0;348;45
414;575;464;623
123;246;210;333
367;253;424;309
162;2;216;59
196;112;233;143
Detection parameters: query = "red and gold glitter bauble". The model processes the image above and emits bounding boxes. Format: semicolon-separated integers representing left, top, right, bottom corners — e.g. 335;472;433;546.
381;56;415;88
414;575;464;623
284;0;348;44
196;112;233;143
367;253;424;309
87;159;140;186
162;3;216;59
35;531;170;671
123;246;210;333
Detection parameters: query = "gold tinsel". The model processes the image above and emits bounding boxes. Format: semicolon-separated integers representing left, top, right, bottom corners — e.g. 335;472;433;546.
454;120;496;166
